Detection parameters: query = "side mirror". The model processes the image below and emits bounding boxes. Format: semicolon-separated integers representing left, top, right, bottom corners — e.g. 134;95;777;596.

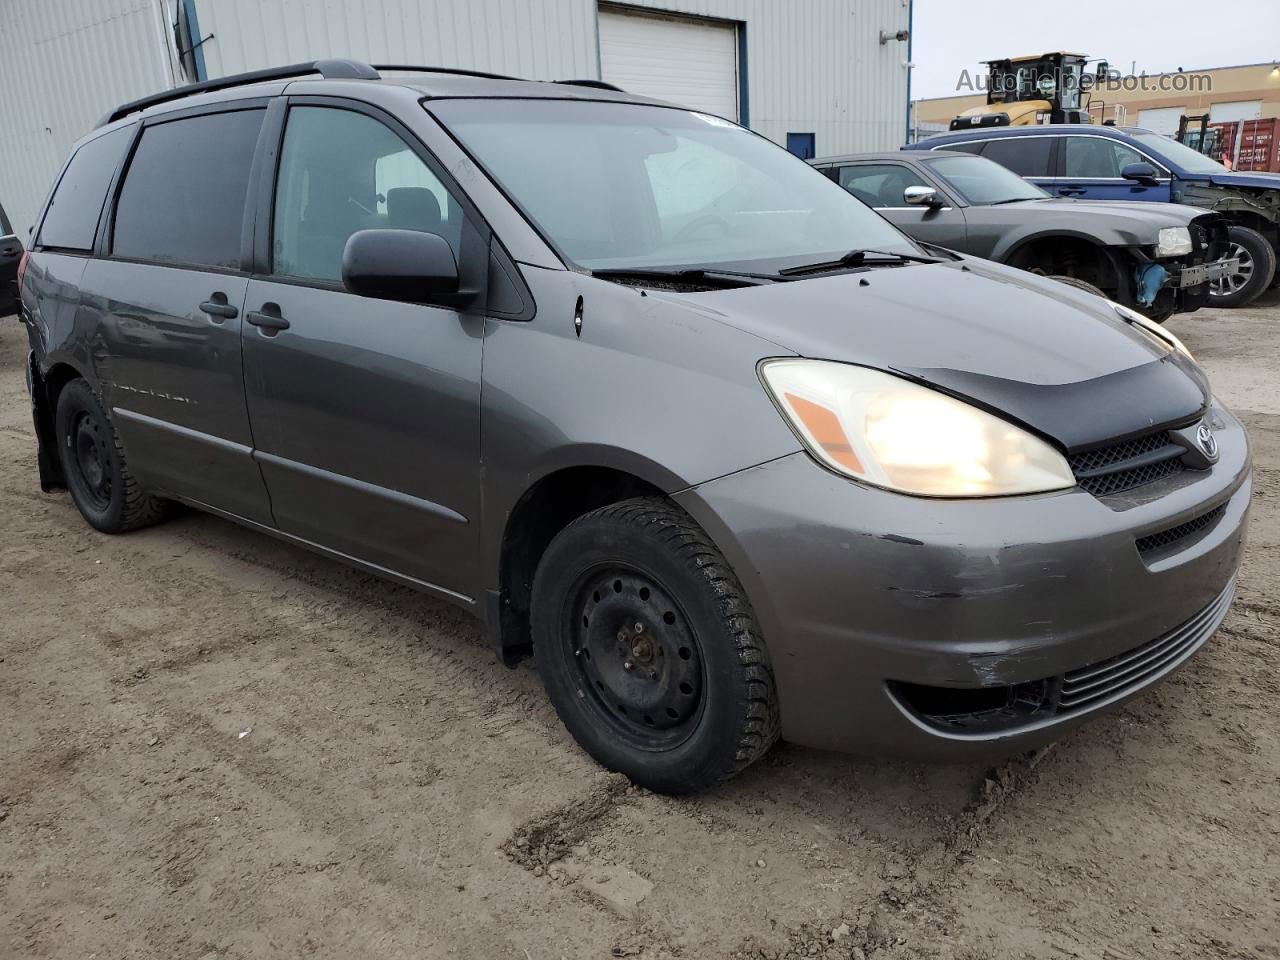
1095;60;1109;81
341;229;459;304
1121;162;1159;186
903;185;942;207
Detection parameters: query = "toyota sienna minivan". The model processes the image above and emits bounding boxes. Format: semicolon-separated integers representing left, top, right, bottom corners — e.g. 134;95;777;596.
18;61;1250;793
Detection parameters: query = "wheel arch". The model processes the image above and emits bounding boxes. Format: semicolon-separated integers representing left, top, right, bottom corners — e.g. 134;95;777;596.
1220;210;1279;248
490;463;672;666
998;231;1128;294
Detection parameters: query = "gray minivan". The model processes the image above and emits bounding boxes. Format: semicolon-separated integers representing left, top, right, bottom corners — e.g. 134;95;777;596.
19;61;1250;793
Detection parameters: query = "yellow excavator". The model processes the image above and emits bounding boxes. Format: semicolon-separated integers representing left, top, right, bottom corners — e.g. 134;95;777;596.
950;52;1108;131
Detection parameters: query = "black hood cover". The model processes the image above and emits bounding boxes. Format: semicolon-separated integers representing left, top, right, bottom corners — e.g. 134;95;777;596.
897;358;1207;452
665;258;1209;452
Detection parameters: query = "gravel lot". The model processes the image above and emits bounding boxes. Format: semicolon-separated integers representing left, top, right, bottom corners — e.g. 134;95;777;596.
1;293;1278;960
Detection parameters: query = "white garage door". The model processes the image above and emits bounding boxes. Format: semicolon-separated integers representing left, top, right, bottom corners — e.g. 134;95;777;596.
598;6;739;121
1210;100;1262;124
1136;106;1185;136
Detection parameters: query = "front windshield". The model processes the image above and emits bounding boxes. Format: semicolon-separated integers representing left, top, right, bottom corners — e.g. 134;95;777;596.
428;99;914;272
1128;132;1230;175
924;155;1050;205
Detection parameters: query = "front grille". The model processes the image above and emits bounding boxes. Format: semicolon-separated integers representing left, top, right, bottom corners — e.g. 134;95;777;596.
1067;430;1186;497
1058;579;1234;712
889;579;1235;734
1136;503;1227;557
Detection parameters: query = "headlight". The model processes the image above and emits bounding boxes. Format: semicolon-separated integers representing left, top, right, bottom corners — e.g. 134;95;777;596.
760;360;1075;497
1155;226;1192;258
1109;299;1195;362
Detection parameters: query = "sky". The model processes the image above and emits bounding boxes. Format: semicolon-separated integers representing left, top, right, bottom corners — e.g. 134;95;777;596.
910;0;1280;100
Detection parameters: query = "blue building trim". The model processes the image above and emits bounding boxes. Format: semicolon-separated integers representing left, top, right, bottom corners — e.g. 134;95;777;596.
737;21;750;127
182;0;208;82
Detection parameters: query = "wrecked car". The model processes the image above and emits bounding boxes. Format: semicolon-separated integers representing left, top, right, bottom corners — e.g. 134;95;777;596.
906;124;1280;307
812;150;1236;321
19;60;1250;794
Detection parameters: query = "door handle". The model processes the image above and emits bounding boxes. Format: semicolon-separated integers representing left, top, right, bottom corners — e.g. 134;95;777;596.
199;296;238;320
0;245;18;257
246;304;290;334
1057;187;1087;197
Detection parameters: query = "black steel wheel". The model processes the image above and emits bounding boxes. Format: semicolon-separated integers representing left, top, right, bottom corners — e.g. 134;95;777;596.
532;497;779;794
570;566;705;748
54;378;169;533
69;408;113;511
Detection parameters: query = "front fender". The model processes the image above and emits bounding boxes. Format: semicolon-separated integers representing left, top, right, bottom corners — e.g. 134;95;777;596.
992;227;1136;265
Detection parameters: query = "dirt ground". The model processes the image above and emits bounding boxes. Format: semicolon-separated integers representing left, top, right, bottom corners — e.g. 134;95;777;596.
1;292;1278;960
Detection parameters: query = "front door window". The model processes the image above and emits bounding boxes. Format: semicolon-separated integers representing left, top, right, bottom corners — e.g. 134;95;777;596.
272;106;465;282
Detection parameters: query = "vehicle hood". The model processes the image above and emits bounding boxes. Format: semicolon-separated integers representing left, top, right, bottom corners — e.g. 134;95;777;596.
659;258;1208;452
1190;171;1280;191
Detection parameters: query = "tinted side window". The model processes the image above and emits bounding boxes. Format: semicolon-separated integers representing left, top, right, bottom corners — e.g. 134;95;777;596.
113;109;264;269
272;107;465;282
942;141;986;156
1063;137;1148;178
0;203;11;236
837;164;928;207
38;126;133;251
978;137;1053;177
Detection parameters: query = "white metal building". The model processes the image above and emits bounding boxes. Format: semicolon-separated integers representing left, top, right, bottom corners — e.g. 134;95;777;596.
0;0;914;240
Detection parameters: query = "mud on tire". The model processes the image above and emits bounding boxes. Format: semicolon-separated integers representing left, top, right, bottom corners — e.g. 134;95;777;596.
531;497;779;794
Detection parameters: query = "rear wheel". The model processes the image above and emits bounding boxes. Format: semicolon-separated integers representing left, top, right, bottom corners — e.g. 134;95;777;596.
1209;225;1277;308
54;378;168;533
531;498;779;794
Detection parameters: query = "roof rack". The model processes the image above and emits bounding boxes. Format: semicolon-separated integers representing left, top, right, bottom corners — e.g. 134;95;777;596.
96;58;381;127
554;79;626;92
371;64;524;82
95;59;629;129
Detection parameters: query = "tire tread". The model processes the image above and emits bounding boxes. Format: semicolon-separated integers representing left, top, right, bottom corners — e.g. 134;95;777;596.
57;379;168;533
553;497;780;785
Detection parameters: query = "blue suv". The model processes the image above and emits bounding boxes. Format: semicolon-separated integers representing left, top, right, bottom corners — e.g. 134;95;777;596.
907;124;1280;307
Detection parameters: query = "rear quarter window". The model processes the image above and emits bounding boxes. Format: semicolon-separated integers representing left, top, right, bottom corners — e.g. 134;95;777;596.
977;137;1054;177
37;126;133;251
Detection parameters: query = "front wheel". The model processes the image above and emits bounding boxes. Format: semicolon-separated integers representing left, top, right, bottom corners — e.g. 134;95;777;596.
1209;225;1277;308
531;498;779;794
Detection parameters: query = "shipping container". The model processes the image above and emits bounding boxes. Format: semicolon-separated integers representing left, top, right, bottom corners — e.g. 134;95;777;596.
1211;118;1280;173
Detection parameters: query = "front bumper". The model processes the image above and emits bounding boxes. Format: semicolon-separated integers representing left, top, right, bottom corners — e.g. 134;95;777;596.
675;403;1250;758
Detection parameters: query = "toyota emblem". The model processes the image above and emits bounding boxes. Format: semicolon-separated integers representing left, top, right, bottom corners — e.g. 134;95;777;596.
1196;423;1219;461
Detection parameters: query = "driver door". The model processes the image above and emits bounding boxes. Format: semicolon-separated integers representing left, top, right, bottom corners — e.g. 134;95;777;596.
834;162;967;250
1056;136;1172;202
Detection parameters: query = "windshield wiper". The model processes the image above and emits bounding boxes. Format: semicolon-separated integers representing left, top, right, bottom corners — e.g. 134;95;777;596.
590;266;779;287
776;248;942;277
